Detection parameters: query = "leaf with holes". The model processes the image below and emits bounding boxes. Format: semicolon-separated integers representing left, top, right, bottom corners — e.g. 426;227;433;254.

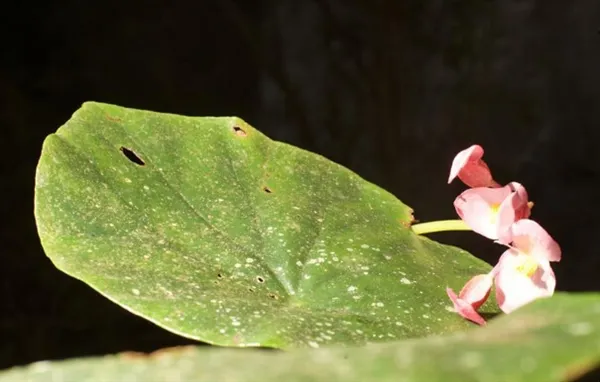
34;102;495;348
2;294;599;381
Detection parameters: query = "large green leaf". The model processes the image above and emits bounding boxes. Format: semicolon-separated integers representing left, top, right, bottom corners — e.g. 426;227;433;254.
34;102;494;348
2;294;598;381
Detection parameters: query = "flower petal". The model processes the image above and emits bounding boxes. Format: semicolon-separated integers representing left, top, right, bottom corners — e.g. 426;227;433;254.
509;219;561;262
446;288;487;325
448;145;498;188
454;186;513;239
457;273;493;310
494;250;556;314
495;182;532;244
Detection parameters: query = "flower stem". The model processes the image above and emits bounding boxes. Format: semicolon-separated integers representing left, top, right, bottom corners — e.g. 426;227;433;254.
411;219;471;235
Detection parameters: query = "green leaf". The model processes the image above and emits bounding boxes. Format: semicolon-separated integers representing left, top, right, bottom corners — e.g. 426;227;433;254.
2;294;598;382
34;102;494;348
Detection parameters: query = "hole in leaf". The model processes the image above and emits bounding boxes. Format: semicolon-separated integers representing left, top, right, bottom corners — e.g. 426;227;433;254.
256;276;265;283
212;280;220;285
248;287;256;293
217;273;224;280
262;186;272;194
120;147;145;166
232;125;247;137
267;292;279;300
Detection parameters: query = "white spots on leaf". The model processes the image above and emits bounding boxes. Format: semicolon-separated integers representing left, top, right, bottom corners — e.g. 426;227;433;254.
124;178;132;183
347;286;357;293
307;258;325;265
395;321;403;326
131;288;140;296
234;263;242;268
245;258;254;263
422;314;430;319
252;311;263;318
307;341;320;348
372;302;384;308
361;244;369;249
384;255;392;260
567;322;593;336
400;277;412;285
143;185;150;191
156;284;174;299
296;261;303;266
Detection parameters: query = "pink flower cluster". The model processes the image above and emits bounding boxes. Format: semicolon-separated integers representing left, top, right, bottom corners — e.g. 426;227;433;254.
446;145;561;325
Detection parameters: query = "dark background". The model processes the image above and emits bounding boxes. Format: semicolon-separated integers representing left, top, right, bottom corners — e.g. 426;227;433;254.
1;0;600;376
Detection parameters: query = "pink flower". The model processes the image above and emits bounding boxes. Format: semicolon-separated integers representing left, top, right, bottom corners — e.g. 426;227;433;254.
493;249;556;313
491;218;560;313
507;219;561;262
454;182;531;242
446;273;493;326
448;145;500;188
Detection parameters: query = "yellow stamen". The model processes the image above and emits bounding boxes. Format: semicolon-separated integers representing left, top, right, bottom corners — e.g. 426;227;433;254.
514;256;538;277
489;203;500;224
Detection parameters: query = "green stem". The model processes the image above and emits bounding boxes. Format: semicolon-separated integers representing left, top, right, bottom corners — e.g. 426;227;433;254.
411;219;471;235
